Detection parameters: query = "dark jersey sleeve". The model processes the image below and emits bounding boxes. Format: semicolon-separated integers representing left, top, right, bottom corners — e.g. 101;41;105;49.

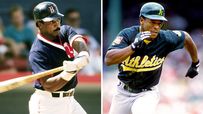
60;25;81;45
29;51;52;74
165;30;185;52
108;28;133;50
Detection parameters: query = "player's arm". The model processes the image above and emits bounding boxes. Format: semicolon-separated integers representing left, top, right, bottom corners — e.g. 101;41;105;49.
105;31;151;66
72;37;89;53
60;37;90;80
70;37;89;69
39;61;79;92
39;72;70;92
183;31;200;78
29;52;70;92
183;31;199;63
105;46;134;66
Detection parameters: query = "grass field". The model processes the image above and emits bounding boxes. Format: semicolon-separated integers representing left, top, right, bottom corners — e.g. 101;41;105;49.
0;83;101;114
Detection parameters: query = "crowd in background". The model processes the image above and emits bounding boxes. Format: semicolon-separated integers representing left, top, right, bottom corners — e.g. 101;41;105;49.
0;1;101;77
103;0;203;114
0;5;34;72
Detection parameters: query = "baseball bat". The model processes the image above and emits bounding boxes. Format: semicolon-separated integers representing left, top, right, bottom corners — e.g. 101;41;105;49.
0;66;63;93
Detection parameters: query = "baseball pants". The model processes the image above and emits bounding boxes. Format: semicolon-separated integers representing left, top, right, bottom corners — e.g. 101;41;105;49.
29;89;87;114
109;82;160;114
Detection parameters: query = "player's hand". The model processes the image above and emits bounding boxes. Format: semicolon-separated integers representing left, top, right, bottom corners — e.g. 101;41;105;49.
72;51;89;70
62;61;78;81
185;60;200;78
131;31;151;51
63;60;78;73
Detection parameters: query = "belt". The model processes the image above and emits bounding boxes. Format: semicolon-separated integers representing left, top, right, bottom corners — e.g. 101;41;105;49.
35;89;75;98
123;85;152;93
52;91;74;97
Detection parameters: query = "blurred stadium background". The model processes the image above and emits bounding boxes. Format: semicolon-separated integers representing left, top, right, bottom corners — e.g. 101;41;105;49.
0;0;101;114
103;0;203;114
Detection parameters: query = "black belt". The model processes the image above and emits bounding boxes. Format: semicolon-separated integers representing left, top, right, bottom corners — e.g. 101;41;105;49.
123;85;152;93
51;91;74;97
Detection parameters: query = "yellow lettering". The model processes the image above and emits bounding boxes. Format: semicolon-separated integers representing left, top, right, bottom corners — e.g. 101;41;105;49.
132;56;141;67
144;61;152;67
121;55;165;72
151;56;156;65
157;58;163;64
161;58;165;64
139;56;148;67
153;57;159;66
128;58;135;67
122;56;130;66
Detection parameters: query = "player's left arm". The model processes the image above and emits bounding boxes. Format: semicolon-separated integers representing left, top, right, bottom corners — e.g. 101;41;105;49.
63;37;89;74
72;37;89;53
183;31;200;78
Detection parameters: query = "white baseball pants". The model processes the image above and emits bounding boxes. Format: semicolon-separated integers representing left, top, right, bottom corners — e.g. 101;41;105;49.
109;83;160;114
29;89;87;114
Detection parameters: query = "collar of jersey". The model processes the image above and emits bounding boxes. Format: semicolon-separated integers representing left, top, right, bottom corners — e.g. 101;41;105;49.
37;33;65;51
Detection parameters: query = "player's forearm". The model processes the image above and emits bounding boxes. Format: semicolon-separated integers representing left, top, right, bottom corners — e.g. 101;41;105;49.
105;46;134;66
72;37;89;53
39;72;70;92
184;32;199;62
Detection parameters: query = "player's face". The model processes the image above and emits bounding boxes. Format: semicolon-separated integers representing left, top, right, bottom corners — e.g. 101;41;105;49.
140;18;163;39
38;19;61;39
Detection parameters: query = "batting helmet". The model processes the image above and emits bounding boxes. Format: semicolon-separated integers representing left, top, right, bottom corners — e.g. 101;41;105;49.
139;2;167;21
33;2;64;22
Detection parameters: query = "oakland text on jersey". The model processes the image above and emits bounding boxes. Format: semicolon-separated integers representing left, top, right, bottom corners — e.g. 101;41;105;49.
121;55;165;72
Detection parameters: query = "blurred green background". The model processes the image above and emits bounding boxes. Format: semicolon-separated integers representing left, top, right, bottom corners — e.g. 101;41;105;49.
0;84;100;114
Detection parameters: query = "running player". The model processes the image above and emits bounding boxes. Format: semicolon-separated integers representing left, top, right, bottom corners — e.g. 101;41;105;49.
105;2;199;114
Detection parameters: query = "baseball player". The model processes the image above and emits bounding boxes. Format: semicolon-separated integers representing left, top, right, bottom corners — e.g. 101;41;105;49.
105;2;200;114
28;2;89;114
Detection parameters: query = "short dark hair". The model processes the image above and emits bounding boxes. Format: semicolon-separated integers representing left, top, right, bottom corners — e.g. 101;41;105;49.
36;20;44;27
140;15;146;19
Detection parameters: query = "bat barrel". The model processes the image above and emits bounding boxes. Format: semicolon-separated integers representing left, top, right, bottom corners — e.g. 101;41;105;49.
0;66;63;93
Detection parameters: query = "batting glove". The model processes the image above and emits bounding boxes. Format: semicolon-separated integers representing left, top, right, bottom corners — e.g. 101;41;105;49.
73;51;89;70
63;51;89;72
61;51;89;81
62;61;77;81
63;61;78;73
131;31;151;51
185;60;200;78
60;71;76;81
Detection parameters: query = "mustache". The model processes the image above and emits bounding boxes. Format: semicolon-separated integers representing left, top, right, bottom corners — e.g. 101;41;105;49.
54;27;60;31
